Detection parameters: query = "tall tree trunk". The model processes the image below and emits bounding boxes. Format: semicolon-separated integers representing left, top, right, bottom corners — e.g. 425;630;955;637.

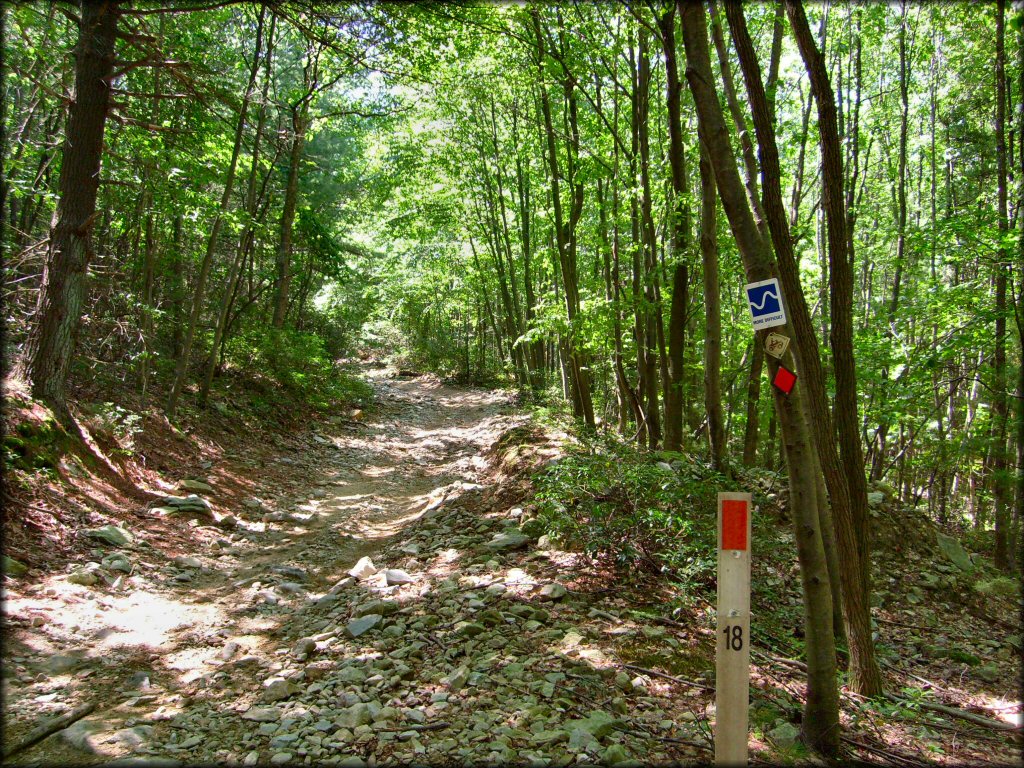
632;30;661;448
680;2;839;755
532;8;595;428
17;0;119;412
993;0;1011;570
699;135;726;473
272;104;308;329
733;0;884;697
512;101;544;392
870;1;912;481
167;18;258;418
137;14;167;409
200;6;273;406
659;6;690;454
1013;4;1024;572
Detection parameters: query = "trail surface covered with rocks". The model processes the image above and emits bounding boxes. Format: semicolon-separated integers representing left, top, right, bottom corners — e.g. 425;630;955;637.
3;373;713;766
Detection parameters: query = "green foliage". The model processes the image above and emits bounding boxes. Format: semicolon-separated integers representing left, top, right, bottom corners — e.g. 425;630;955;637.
534;434;725;575
225;327;372;410
82;402;144;455
973;576;1020;598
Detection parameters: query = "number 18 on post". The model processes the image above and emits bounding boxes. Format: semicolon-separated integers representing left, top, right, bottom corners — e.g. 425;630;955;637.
716;492;752;765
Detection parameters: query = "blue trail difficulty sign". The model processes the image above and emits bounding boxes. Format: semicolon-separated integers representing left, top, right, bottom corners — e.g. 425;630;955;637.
744;278;787;330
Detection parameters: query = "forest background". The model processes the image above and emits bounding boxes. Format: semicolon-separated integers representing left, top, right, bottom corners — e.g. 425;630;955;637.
2;0;1023;758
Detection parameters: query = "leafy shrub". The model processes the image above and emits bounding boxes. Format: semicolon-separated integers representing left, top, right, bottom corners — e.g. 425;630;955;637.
82;402;143;451
225;327;372;410
534;434;723;576
974;576;1020;598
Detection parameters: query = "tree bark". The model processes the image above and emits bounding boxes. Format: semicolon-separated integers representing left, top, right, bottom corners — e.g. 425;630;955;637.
533;7;595;428
659;6;690;454
699;134;726;474
166;15;257;417
200;6;272;406
993;0;1011;570
733;0;884;697
18;0;119;412
680;2;839;755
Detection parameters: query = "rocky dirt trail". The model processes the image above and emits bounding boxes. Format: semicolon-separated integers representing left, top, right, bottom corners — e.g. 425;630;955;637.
3;373;713;767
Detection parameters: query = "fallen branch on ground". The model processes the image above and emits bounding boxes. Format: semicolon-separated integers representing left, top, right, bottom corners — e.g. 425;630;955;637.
841;734;934;768
1;701;97;760
622;663;714;691
884;693;1022;732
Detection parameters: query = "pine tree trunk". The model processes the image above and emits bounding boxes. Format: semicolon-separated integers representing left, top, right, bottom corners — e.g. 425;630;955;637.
18;0;119;411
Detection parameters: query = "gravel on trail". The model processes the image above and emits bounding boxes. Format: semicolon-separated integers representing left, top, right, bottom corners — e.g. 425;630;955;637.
2;372;712;766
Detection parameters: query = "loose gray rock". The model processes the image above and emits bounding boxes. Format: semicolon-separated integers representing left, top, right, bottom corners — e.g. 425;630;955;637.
179;479;214;494
384;569;415;586
42;654;82;675
346;614;383;638
68;568;100;586
603;744;631;764
565;711;619;739
271;565;309;581
62;718;105;753
262;678;299;702
158;494;211;511
103;554;133;573
538;583;567;601
241;707;280;722
444;666;470;692
336;703;373;729
353;599;400;617
86;525;134;547
485;532;530;551
935;532;973;572
293;637;317;658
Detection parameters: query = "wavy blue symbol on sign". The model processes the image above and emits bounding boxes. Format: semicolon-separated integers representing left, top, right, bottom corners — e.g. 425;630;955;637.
747;284;781;316
744;278;787;329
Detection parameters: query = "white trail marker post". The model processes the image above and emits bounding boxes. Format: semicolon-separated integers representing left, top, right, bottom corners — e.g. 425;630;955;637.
716;492;752;765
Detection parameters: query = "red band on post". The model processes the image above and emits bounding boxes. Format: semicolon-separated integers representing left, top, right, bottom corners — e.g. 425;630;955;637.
721;499;748;550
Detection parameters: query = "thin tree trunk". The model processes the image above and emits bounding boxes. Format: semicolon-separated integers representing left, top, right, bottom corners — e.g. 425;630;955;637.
199;7;272;407
993;0;1011;570
533;7;594;428
137;15;166;408
659;6;690;453
735;0;884;698
167;17;258;418
680;3;839;754
699;135;726;473
272;104;308;329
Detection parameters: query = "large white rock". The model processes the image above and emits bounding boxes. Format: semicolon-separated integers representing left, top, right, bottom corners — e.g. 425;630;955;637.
348;556;378;580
